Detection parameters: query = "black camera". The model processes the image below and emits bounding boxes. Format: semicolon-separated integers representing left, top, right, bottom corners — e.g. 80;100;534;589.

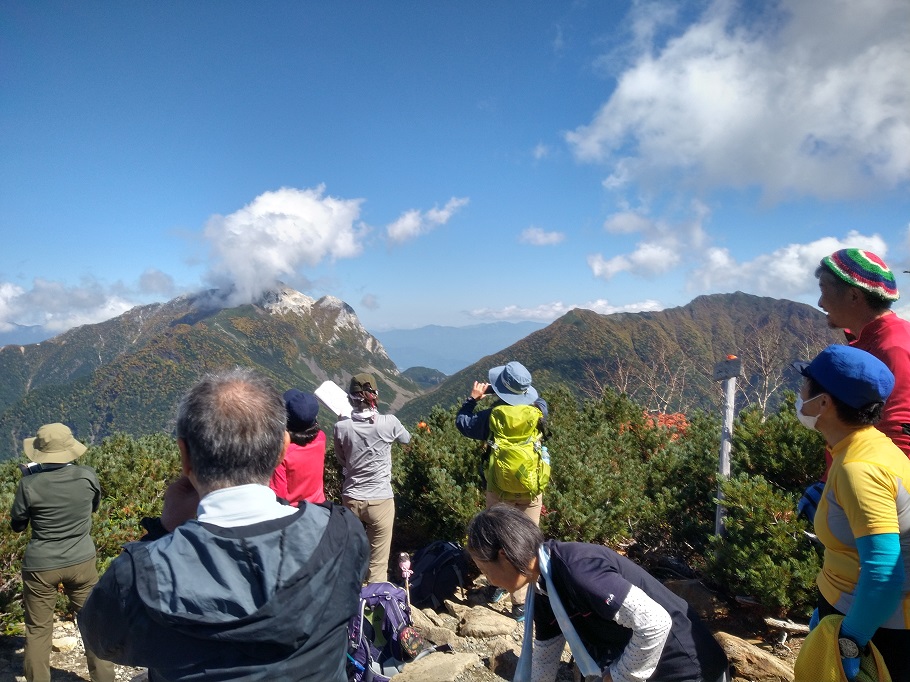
18;462;43;476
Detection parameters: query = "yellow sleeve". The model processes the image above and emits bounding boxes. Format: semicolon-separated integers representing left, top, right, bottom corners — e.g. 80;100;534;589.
835;462;899;538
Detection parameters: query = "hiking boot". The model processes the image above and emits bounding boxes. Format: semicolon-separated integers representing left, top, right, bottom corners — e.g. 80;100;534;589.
511;604;525;622
490;587;509;604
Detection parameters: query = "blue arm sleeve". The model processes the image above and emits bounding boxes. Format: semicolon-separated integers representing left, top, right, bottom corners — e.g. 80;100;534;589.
840;533;904;646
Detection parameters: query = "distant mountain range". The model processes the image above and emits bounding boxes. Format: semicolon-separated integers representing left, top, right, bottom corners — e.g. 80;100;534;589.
371;321;546;374
0;288;840;461
0;287;419;461
0;323;49;347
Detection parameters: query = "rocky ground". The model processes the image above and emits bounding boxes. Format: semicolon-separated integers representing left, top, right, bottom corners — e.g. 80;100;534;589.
0;579;802;682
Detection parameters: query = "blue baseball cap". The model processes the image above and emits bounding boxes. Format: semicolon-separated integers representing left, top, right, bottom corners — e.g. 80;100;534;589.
793;344;894;409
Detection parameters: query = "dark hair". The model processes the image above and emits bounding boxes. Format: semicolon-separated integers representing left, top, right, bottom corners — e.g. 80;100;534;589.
815;265;893;313
467;504;543;576
348;392;377;410
177;368;286;488
289;422;320;447
805;376;883;426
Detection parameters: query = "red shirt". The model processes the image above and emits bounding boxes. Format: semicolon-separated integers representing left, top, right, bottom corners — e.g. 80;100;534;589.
851;313;910;456
269;430;327;505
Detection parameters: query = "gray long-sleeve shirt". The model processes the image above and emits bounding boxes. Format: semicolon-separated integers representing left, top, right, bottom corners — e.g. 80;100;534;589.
334;414;410;500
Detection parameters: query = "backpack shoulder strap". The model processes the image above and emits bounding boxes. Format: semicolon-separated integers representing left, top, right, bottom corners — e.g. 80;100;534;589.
537;546;601;679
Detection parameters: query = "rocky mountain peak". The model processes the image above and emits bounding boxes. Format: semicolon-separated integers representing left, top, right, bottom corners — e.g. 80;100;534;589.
314;295;359;329
258;286;317;315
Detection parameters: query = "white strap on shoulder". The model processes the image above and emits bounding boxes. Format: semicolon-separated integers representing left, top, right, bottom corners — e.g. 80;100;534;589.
513;582;535;682
514;546;601;682
537;546;601;679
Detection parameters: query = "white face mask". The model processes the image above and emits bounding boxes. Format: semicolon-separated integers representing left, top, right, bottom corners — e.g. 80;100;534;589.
795;394;823;430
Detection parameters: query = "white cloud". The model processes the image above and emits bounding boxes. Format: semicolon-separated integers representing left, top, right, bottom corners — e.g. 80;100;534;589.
689;230;890;297
203;185;368;305
138;268;176;296
589;241;682;278
552;24;565;54
603;211;652;234
469;298;663;321
520;227;565;246
386;210;422;242
567;0;910;200
361;293;380;311
0;282;26;333
0;277;137;337
387;197;469;243
588;201;709;280
533;143;550;160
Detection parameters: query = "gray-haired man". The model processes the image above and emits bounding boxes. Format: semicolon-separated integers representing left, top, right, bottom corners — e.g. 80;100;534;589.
79;368;368;681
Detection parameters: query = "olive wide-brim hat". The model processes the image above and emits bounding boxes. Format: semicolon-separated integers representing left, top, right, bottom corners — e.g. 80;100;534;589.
23;423;87;464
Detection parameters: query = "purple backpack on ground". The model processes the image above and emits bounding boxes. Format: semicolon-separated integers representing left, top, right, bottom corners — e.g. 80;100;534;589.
347;582;412;682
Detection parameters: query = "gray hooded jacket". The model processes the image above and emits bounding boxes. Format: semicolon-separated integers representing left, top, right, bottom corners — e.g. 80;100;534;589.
79;502;367;681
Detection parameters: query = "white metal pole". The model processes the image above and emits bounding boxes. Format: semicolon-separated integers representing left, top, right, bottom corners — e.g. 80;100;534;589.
715;375;736;536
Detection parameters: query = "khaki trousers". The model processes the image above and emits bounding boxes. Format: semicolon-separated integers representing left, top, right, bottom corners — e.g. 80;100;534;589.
22;557;116;682
343;496;395;584
485;490;543;606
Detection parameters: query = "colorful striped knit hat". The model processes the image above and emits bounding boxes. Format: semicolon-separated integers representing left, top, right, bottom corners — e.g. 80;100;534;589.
820;249;899;301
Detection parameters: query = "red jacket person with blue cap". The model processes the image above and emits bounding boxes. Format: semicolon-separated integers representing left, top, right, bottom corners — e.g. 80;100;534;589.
792;344;910;681
269;389;327;505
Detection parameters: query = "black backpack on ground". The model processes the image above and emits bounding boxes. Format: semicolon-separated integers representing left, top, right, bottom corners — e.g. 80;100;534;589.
407;540;469;610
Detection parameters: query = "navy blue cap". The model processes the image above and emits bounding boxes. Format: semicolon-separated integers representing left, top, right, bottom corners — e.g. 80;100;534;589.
793;344;894;409
284;389;319;430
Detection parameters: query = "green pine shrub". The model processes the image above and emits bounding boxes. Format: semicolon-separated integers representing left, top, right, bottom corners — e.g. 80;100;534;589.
543;391;656;545
0;432;182;632
630;411;722;563
0;384;832;627
704;473;821;616
0;458;29;632
391;405;486;549
732;393;826;493
700;395;825;614
81;432;182;571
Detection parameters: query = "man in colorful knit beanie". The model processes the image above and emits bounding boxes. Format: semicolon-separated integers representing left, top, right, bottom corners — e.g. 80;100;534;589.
816;248;910;457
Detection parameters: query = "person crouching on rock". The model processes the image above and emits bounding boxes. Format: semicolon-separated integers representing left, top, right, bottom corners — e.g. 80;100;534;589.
467;504;730;682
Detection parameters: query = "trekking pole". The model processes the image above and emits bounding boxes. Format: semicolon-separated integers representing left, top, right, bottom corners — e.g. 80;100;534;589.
398;552;413;609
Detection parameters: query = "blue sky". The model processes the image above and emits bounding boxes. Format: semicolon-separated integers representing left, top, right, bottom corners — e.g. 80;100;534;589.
1;0;908;342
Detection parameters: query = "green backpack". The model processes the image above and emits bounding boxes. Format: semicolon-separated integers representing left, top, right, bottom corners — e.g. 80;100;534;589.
486;403;550;498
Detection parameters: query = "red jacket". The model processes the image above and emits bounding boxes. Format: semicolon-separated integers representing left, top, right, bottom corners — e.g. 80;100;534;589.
269;430;327;505
851;313;910;456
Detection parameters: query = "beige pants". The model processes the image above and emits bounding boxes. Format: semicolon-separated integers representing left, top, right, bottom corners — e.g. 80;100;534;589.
485;490;543;605
343;496;395;584
22;557;116;682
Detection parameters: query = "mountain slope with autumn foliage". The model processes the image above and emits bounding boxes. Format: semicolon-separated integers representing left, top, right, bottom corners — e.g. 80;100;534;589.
0;286;419;461
398;292;840;424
